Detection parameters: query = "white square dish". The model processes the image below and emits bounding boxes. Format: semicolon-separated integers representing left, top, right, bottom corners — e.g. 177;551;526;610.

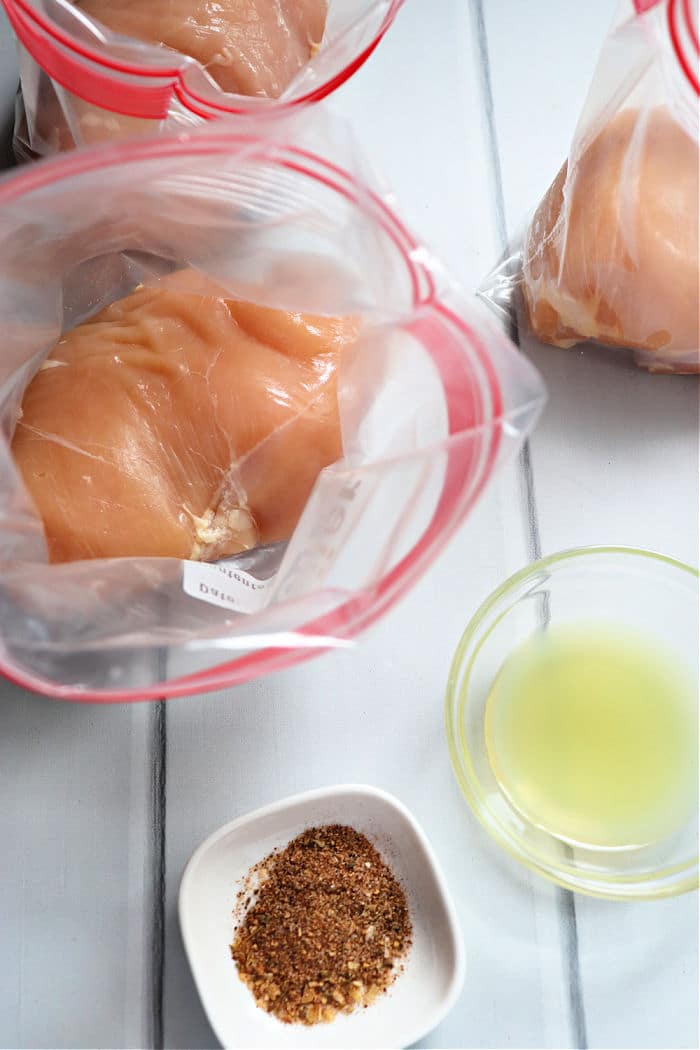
179;783;465;1049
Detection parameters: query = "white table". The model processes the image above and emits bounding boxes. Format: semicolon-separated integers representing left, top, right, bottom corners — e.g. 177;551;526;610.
0;2;697;1047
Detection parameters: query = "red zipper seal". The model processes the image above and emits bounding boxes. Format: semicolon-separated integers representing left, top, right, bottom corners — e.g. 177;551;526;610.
668;0;700;94
634;0;699;95
1;0;406;119
0;132;504;702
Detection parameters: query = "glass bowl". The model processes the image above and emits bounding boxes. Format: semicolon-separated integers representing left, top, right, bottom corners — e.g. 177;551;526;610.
445;546;699;900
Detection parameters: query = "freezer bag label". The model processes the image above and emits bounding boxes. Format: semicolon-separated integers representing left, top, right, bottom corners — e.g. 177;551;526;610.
183;560;275;614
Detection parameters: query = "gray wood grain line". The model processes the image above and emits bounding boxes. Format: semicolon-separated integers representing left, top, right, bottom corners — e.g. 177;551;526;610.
471;3;587;1045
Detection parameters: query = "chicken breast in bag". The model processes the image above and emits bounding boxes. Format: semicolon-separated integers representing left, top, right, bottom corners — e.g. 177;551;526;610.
523;105;699;373
75;0;328;98
12;271;356;564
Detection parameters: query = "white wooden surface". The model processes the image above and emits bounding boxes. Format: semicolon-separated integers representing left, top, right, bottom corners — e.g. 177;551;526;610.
0;1;698;1048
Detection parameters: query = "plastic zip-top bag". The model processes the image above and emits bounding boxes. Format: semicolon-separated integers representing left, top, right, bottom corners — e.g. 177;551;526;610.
480;0;699;374
0;112;545;701
1;0;405;160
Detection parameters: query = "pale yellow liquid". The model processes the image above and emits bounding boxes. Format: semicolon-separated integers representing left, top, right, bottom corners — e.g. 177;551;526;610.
485;625;698;848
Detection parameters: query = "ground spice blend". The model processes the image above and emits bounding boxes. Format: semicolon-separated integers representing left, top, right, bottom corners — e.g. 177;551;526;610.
230;824;412;1025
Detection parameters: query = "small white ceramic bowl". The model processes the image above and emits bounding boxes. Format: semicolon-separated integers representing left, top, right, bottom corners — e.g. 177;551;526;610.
179;783;465;1049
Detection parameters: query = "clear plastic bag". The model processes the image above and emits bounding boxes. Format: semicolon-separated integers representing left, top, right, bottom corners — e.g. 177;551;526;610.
1;0;405;160
480;0;699;374
0;112;545;701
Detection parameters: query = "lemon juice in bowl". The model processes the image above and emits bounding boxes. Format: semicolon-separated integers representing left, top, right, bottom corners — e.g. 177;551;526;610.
445;548;700;898
484;624;698;850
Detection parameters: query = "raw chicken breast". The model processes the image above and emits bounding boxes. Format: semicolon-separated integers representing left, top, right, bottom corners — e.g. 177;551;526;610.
12;271;355;564
75;0;328;98
523;106;699;373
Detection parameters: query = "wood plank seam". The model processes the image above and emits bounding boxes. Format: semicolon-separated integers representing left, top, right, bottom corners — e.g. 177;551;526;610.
470;2;589;1047
148;699;168;1050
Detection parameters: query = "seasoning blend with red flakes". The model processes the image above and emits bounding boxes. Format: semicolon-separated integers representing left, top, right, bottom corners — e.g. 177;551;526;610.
230;824;412;1025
